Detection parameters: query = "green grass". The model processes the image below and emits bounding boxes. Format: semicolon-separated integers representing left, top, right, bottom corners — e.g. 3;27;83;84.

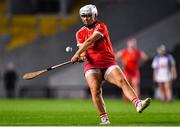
0;99;180;126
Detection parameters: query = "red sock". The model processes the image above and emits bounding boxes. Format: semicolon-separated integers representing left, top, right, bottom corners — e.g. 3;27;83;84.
132;98;141;107
100;113;108;118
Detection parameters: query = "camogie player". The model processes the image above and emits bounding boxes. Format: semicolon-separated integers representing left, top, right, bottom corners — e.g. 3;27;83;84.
116;38;148;100
152;45;177;102
71;4;151;124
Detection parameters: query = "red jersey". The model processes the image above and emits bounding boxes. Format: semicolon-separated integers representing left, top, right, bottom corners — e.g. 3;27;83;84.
120;49;142;71
76;21;117;72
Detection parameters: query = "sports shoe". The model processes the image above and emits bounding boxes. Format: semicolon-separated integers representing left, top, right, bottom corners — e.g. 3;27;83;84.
136;97;151;113
100;117;110;125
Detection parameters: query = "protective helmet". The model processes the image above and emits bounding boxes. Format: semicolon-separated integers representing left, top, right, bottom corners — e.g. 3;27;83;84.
79;4;98;16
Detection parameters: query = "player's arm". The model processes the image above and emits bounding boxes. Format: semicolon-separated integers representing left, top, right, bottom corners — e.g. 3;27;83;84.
115;50;122;61
170;56;177;80
71;32;102;63
172;64;177;80
140;51;148;62
152;68;157;82
77;47;87;62
152;58;157;82
138;51;149;65
169;55;177;80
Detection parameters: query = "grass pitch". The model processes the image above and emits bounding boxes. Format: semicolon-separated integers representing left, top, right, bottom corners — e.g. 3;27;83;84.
0;99;180;126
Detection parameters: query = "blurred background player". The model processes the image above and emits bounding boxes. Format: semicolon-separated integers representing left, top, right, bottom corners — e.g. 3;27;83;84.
116;38;148;101
3;62;18;98
152;44;177;102
71;4;151;124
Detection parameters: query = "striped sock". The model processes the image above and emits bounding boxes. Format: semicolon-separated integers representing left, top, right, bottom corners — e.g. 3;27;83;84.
132;98;141;107
100;113;109;122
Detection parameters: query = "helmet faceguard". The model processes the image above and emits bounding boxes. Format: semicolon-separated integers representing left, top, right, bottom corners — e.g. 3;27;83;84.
79;5;98;27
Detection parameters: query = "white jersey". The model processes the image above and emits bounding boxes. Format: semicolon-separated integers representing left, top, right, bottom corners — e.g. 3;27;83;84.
152;54;175;82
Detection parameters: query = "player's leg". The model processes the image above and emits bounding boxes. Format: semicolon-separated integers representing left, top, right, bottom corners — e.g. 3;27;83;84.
86;74;105;113
85;69;110;124
105;65;151;113
122;72;132;102
164;82;172;102
159;83;166;101
154;85;162;100
105;66;137;101
131;76;140;97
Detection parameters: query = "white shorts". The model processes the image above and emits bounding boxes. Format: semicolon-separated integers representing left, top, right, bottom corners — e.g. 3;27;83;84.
156;74;172;83
85;65;120;80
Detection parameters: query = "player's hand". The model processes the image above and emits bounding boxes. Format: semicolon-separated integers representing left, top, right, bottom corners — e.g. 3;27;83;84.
172;72;177;80
153;75;156;82
71;54;80;64
78;55;86;63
